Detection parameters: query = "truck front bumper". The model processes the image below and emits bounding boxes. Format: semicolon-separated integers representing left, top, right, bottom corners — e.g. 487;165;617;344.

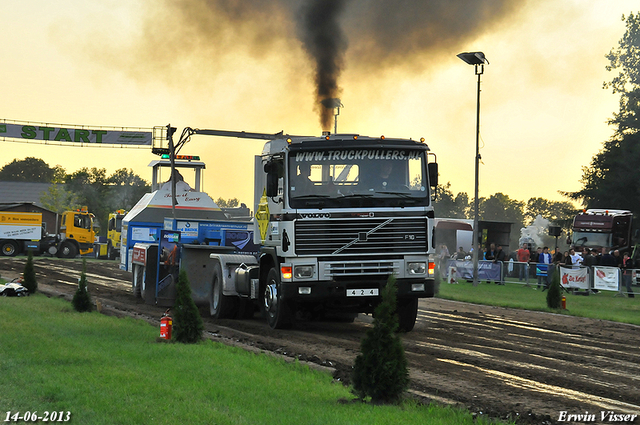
280;277;435;301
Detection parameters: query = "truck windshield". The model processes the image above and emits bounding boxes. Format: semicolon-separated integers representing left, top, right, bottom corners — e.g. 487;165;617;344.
572;232;611;249
288;148;429;208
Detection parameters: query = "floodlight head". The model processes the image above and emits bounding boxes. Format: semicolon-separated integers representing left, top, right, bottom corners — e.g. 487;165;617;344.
321;98;343;109
457;52;489;65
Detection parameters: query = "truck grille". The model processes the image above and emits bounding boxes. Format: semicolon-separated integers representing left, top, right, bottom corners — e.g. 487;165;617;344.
326;261;396;276
294;217;427;256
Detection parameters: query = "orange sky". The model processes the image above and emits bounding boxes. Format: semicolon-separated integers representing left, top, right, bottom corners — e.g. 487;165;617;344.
1;1;637;210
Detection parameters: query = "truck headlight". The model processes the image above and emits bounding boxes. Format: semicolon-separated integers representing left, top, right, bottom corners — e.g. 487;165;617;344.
408;262;426;275
294;265;314;279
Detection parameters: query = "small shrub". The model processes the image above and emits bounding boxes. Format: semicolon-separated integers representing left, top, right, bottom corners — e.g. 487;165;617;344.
172;269;204;344
546;266;562;309
72;259;93;312
352;275;409;404
22;251;37;293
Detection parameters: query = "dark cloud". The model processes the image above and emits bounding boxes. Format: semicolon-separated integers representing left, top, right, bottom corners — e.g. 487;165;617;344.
92;0;522;129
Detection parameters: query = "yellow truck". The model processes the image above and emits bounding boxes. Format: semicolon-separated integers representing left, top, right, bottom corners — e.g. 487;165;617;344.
0;208;96;258
106;209;126;260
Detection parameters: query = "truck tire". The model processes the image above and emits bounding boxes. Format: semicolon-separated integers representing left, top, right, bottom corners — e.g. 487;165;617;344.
1;241;19;257
261;267;293;329
57;242;77;259
209;262;238;319
397;297;419;332
132;264;143;298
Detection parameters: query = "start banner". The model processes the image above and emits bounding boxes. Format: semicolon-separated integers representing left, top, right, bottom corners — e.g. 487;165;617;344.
559;266;589;290
0;120;152;145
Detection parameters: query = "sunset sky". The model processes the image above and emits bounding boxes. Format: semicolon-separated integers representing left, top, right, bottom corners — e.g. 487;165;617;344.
1;0;637;210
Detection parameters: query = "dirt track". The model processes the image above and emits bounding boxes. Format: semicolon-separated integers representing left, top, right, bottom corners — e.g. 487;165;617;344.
2;257;640;424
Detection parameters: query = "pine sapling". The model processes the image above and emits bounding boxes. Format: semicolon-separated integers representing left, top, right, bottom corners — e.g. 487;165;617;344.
22;251;37;293
172;269;204;344
546;266;563;309
72;258;93;312
352;275;409;404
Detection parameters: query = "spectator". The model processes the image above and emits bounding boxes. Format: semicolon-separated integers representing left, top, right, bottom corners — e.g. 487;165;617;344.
537;246;552;291
516;243;530;281
622;252;635;298
552;249;564;264
569;248;583;268
485;243;496;261
613;249;622;266
455;247;466;260
494;245;506;285
485;243;496;284
600;248;617;267
438;244;450;274
582;248;596;268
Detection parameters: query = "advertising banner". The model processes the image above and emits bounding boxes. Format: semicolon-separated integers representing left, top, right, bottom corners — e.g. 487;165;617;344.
559;266;589;290
0;121;152;145
449;260;502;282
593;266;620;291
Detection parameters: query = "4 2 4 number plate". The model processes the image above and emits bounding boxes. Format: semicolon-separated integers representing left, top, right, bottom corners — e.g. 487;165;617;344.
346;288;379;297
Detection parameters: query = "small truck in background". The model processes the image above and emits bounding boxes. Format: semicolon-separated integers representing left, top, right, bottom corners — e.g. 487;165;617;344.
0;208;96;258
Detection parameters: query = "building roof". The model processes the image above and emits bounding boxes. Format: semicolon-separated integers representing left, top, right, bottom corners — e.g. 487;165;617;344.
0;181;53;208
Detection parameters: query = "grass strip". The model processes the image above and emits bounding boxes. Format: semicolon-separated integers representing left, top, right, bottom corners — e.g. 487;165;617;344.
437;278;640;325
0;294;506;425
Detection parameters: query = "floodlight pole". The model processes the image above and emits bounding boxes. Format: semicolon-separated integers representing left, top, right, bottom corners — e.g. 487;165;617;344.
472;64;483;287
457;52;488;287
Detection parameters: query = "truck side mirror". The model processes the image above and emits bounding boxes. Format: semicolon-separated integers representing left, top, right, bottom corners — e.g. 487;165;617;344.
266;172;278;197
428;162;438;188
264;160;282;198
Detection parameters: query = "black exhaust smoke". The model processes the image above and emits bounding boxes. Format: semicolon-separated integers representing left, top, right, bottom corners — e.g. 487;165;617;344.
96;1;524;131
298;0;348;131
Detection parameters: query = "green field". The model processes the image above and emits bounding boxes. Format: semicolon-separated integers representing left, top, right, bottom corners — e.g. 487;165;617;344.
0;295;506;425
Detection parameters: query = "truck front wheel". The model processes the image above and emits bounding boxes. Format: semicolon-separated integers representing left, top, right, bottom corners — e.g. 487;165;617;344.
209;262;238;319
262;268;293;329
57;242;77;259
397;297;419;332
1;241;19;257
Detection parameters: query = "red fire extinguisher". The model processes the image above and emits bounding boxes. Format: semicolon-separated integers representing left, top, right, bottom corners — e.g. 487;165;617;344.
160;309;172;340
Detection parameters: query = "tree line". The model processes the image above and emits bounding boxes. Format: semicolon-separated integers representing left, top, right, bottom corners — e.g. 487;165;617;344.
0;157;150;236
433;182;578;248
0;157;243;236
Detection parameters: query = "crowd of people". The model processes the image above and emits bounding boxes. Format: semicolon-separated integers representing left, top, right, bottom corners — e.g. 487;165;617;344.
438;243;635;297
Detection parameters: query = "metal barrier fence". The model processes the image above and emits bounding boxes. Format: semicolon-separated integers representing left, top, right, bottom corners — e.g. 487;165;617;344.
440;259;637;297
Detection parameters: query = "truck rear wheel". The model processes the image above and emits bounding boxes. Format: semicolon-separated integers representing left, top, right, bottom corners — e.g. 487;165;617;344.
1;241;19;257
209;262;238;319
57;242;77;259
262;267;293;329
397;298;419;332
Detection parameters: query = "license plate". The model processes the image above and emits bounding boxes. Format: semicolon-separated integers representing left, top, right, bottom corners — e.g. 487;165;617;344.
346;288;379;297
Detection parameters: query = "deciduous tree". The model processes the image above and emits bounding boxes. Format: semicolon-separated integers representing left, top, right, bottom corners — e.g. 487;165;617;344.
565;13;640;214
0;157;63;182
433;182;470;218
